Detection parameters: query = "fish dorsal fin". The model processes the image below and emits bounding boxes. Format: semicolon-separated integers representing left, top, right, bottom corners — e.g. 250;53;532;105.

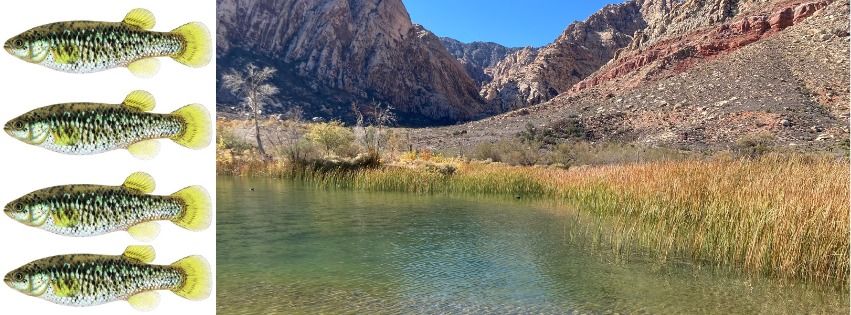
122;245;156;263
123;8;156;30
123;172;156;193
122;90;156;112
128;291;160;311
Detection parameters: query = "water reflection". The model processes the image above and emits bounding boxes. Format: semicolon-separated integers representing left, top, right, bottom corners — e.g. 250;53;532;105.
217;177;848;314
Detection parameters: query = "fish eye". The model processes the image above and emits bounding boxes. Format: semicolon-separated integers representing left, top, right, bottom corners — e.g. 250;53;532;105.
13;203;22;211
13;273;23;281
12;121;24;130
13;39;23;48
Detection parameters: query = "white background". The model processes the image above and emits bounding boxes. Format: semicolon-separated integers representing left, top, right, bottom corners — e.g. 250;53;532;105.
0;1;215;314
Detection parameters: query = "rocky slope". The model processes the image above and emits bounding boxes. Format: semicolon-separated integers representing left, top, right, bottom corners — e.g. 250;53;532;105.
480;2;647;111
410;0;849;152
573;0;836;92
216;0;485;125
439;38;521;87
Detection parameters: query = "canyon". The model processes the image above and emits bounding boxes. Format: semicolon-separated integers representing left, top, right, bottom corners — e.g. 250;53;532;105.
217;0;848;150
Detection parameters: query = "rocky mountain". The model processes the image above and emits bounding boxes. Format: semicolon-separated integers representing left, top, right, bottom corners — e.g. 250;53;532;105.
480;2;647;111
439;38;522;87
217;0;849;150
216;0;485;125
476;0;840;111
573;0;837;92
411;0;849;151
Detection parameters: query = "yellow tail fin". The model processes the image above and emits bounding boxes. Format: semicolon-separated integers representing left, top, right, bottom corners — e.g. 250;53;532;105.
170;256;211;301
171;186;211;231
171;22;211;68
171;104;211;149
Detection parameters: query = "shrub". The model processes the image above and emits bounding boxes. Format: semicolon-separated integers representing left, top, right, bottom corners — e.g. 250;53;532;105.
473;142;501;162
292;151;382;174
285;138;322;163
306;121;356;156
419;149;433;161
516;117;587;145
425;163;456;176
472;140;541;166
502;144;541;166
216;127;253;152
733;132;775;159
839;138;850;158
546;143;577;167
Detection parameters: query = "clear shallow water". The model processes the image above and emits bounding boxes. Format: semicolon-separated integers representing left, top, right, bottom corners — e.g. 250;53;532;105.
217;177;848;314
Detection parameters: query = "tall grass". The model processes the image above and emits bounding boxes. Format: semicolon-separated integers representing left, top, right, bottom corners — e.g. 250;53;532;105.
218;152;849;286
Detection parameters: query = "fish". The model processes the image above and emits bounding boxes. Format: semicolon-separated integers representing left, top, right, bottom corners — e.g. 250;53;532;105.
4;245;211;310
4;8;211;77
4;172;211;241
4;90;211;159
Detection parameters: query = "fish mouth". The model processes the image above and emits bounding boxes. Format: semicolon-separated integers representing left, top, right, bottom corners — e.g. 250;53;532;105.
2;123;13;138
2;40;10;54
3;272;10;287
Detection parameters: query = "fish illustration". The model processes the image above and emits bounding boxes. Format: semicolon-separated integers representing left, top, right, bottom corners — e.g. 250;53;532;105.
4;245;211;310
4;172;211;241
4;90;211;159
4;8;210;77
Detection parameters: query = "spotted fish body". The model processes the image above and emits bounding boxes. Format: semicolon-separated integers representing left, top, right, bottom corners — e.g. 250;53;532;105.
14;185;181;236
5;172;211;241
12;253;182;306
22;21;182;74
26;103;180;155
4;8;211;76
4;90;211;159
4;246;211;310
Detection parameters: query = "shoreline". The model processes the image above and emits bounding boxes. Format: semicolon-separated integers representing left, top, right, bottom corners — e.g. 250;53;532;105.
217;153;850;287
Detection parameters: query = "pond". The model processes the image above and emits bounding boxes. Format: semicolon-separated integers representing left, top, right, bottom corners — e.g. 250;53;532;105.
217;177;848;314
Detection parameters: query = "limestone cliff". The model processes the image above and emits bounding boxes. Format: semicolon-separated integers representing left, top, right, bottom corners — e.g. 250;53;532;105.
217;0;485;125
480;2;647;110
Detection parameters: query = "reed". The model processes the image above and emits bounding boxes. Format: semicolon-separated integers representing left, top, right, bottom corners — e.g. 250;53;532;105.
217;151;849;286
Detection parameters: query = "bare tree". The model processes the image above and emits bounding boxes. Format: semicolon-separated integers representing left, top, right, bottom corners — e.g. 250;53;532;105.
350;102;369;149
369;100;397;152
222;63;279;160
286;105;304;122
351;102;364;127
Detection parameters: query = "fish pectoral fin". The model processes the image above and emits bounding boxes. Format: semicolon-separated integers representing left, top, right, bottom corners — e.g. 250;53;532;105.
127;58;160;78
128;291;160;311
122;90;156;112
122;245;156;263
123;172;156;193
52;276;80;297
52;209;79;228
128;222;160;242
53;45;79;64
128;140;160;160
52;128;79;146
123;8;156;30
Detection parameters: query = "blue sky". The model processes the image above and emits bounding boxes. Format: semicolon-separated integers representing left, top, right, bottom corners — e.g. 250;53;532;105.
403;0;623;47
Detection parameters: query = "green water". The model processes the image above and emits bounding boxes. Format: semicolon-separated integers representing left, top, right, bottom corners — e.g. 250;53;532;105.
217;177;848;314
